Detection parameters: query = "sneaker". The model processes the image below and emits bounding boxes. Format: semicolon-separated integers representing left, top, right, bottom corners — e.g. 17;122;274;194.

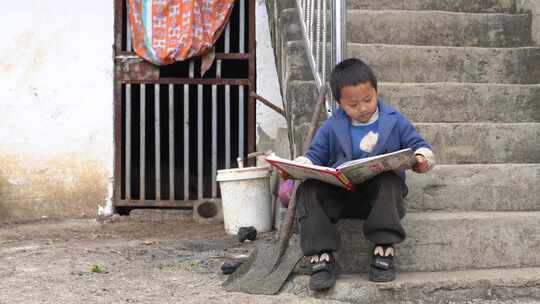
309;252;337;291
369;245;396;282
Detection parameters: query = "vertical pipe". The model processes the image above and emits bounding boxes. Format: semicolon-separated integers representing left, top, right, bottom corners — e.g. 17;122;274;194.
214;41;221;196
310;0;315;54
140;84;146;201
225;85;231;169
304;0;309;28
211;85;217;198
238;86;244;161
155;84;161;201
225;21;230;53
340;0;347;63
306;0;311;41
322;0;327;84
238;0;246;161
224;19;231;169
184;62;193;200
315;0;322;73
197;84;203;199
125;84;132;200
239;0;245;53
332;0;346;112
332;0;346;67
169;84;175;201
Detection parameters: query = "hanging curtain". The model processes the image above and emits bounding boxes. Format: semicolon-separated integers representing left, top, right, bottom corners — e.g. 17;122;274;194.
127;0;235;75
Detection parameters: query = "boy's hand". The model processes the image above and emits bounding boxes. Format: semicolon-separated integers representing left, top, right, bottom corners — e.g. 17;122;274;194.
413;154;429;173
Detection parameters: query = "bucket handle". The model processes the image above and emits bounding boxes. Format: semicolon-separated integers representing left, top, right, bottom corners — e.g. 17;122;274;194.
237;151;268;168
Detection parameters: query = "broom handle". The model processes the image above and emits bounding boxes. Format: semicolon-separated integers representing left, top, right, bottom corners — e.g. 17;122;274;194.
278;86;328;244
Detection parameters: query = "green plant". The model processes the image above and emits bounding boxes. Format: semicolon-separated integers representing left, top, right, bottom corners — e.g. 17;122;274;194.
91;264;107;274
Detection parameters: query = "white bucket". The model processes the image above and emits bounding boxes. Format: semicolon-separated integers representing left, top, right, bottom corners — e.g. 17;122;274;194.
217;166;272;235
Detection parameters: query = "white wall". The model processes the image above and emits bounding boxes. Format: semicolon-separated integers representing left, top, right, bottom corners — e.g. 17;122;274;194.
255;0;288;154
0;0;285;221
0;1;114;220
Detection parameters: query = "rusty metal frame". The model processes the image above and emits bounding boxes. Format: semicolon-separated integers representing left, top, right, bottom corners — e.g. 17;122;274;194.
113;0;257;209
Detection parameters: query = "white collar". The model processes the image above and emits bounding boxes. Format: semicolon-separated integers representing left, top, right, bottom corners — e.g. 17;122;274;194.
351;107;379;126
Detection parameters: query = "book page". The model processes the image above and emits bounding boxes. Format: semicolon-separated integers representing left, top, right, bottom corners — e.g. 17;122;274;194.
337;149;416;184
265;155;347;188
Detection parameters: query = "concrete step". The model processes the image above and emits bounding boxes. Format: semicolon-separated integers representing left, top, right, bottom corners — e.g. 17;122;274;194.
334;211;540;272
348;10;531;47
288;81;540;123
380;83;540;123
346;0;518;13
284;267;540;304
406;164;540;211
347;44;540;84
278;0;518;13
285;81;540;164
281;9;532;47
416;123;540;164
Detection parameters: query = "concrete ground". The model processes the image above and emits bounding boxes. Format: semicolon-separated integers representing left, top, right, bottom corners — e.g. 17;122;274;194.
0;212;538;304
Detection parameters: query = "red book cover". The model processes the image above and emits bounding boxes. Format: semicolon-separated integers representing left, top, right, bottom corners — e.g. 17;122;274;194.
265;155;355;191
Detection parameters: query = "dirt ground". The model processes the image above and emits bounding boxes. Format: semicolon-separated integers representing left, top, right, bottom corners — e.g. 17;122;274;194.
1;212;538;304
0;211;342;304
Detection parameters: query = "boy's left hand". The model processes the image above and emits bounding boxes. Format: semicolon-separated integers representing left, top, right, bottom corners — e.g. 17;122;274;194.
413;154;429;173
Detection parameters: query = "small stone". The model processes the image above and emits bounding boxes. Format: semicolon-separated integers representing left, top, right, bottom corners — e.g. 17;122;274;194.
237;226;257;243
220;259;244;275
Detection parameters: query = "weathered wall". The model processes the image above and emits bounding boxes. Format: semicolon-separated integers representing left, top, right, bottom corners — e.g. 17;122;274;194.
0;1;114;222
0;0;287;222
256;0;289;157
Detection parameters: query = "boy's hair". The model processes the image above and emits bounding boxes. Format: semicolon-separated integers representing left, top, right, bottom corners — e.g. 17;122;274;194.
329;58;378;102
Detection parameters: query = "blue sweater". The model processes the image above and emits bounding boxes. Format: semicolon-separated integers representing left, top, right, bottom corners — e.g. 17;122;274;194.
304;99;432;180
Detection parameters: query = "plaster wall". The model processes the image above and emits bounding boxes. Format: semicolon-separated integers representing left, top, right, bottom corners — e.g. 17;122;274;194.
0;0;286;222
255;0;289;157
0;1;114;222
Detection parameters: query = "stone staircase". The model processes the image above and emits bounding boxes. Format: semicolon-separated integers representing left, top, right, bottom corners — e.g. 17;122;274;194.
266;0;540;302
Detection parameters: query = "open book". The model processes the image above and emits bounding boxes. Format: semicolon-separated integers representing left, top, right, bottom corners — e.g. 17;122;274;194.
265;149;416;191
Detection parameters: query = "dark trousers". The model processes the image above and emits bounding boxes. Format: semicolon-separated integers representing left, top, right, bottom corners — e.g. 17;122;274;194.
296;171;408;256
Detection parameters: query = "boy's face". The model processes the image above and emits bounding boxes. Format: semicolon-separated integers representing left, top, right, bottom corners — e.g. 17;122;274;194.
338;82;378;123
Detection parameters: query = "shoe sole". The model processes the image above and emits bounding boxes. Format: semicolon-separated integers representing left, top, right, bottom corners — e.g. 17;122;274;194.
309;277;336;291
369;270;396;283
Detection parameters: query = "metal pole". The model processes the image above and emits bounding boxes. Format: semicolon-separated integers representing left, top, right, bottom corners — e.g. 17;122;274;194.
197;84;203;199
125;84;131;199
331;0;346;112
332;0;346;67
140;84;146;201
168;84;175;201
155;84;161;201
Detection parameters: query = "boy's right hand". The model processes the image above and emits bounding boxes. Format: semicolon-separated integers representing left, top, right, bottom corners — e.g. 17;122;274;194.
413;154;430;173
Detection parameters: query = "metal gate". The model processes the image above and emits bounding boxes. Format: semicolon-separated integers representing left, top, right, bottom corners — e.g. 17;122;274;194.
113;0;256;211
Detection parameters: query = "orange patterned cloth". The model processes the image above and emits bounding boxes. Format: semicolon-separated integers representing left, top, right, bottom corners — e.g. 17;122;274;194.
127;0;235;74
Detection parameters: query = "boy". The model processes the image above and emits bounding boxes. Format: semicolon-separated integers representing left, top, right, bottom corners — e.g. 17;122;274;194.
287;58;435;291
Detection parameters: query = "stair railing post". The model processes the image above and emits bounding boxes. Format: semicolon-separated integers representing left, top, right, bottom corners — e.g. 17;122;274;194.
331;0;346;112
